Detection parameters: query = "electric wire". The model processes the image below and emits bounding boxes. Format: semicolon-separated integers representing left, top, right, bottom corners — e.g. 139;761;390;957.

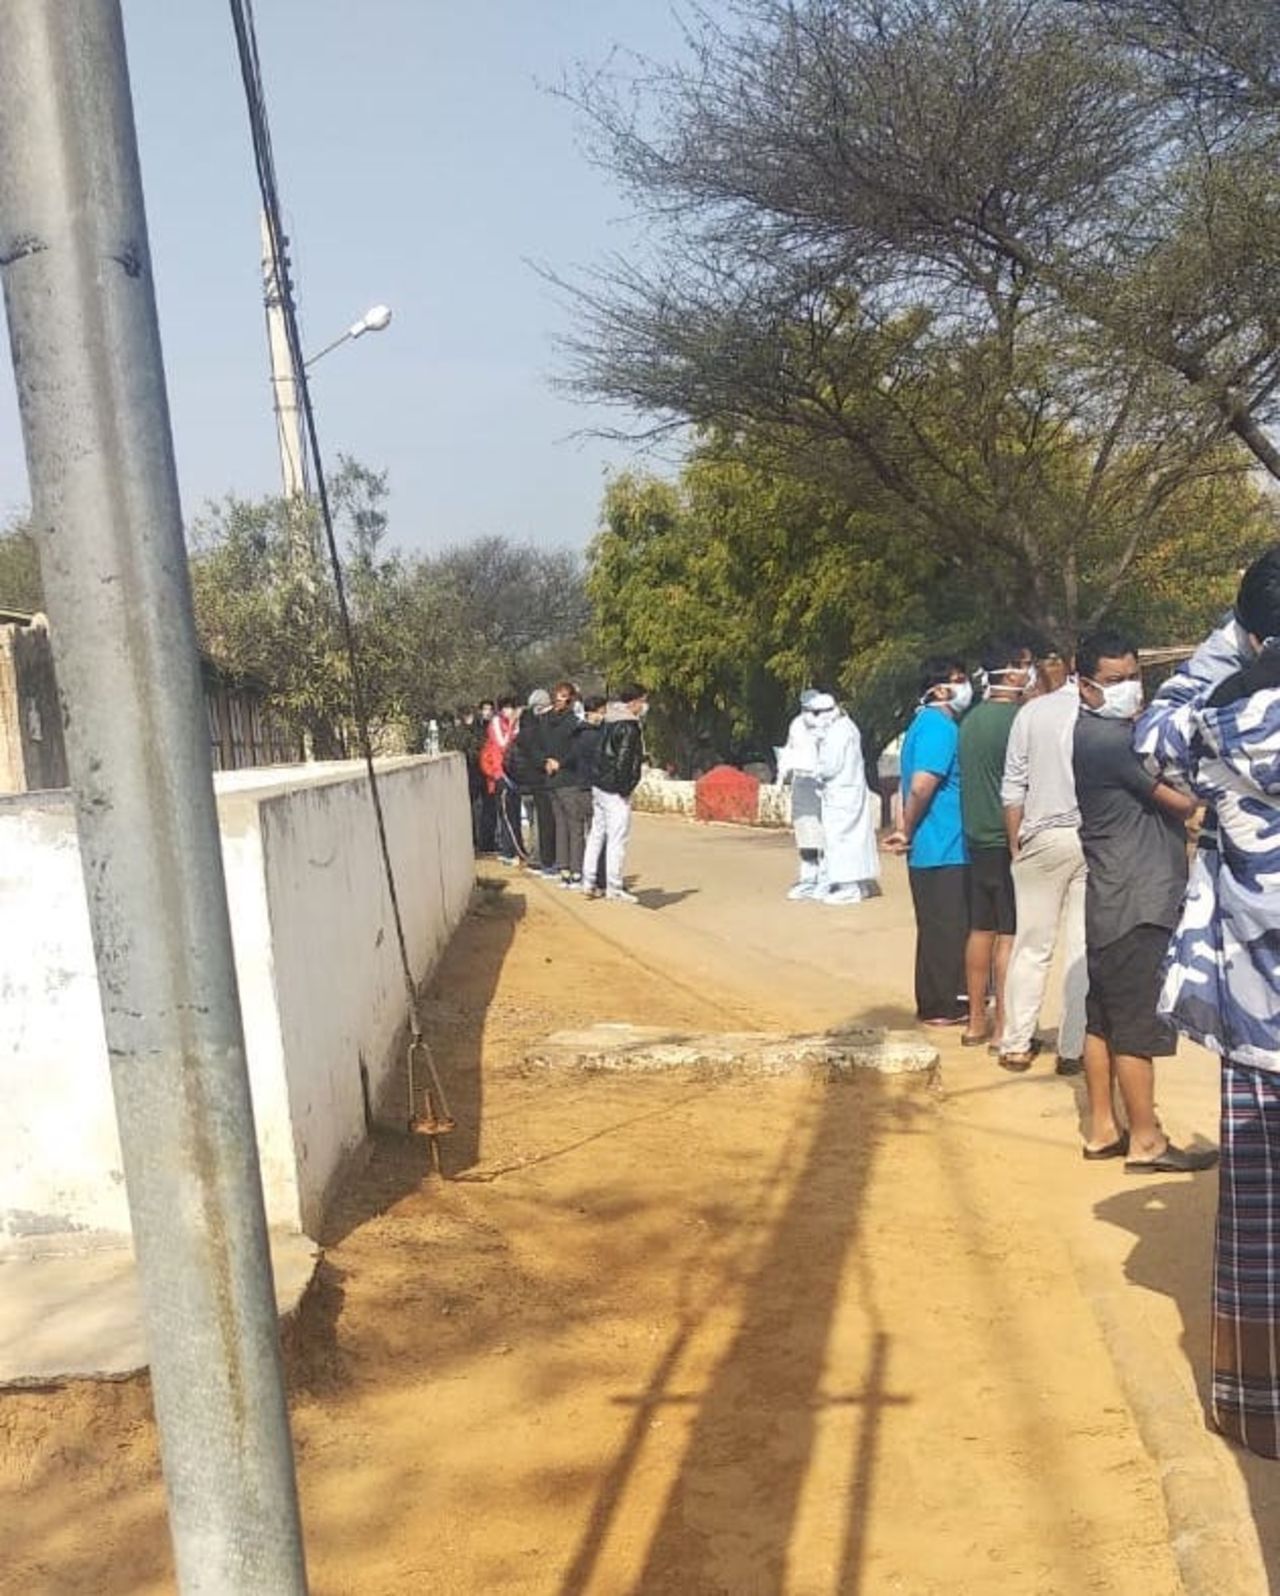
227;0;453;1135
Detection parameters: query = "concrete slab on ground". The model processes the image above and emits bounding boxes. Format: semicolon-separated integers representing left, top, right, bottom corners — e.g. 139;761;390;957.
0;1230;319;1386
528;1021;939;1076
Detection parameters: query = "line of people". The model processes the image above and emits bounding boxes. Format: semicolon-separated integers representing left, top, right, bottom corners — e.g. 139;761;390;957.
442;682;650;904
878;548;1280;1461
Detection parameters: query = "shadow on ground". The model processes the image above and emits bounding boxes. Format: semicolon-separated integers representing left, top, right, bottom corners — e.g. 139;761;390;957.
634;887;700;910
322;883;523;1244
558;1073;921;1596
1094;1176;1280;1589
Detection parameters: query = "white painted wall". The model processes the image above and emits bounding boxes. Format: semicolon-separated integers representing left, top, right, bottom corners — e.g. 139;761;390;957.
632;768;793;827
0;755;473;1252
250;756;474;1231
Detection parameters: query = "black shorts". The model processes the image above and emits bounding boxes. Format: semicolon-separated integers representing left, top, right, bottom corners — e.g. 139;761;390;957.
966;846;1015;935
1086;923;1177;1058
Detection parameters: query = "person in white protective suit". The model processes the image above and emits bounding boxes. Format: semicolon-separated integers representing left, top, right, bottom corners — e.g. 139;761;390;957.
810;693;882;905
775;688;826;899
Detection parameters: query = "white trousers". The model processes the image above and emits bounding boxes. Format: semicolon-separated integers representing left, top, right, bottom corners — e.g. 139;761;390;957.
1000;825;1088;1058
582;789;632;892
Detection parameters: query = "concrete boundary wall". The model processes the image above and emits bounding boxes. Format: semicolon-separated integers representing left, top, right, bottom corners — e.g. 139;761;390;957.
0;754;473;1253
632;770;791;826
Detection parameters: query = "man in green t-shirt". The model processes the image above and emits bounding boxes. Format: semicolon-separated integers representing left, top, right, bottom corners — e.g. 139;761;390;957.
958;639;1035;1048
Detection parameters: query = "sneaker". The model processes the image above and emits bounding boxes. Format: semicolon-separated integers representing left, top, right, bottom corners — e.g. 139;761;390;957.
786;881;817;901
823;884;866;905
559;871;574;889
605;888;639;904
1055;1056;1084;1077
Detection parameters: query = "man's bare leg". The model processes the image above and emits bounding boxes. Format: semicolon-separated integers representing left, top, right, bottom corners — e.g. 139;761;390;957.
993;931;1014;1047
1083;1033;1123;1150
964;928;994;1042
1114;1051;1164;1160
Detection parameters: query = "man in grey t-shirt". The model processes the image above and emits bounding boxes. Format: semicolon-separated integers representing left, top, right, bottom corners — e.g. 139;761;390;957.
1072;630;1215;1174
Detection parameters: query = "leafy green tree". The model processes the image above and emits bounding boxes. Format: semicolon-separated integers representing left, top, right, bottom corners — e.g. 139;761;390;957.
0;516;43;614
589;433;1276;768
189;458;593;752
562;0;1280;480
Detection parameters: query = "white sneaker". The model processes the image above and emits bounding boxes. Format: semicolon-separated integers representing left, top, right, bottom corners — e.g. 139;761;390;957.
823;884;866;905
606;888;639;904
786;881;817;901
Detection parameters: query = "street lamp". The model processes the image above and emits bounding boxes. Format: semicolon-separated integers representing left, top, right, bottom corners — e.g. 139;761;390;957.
260;213;392;498
304;304;393;369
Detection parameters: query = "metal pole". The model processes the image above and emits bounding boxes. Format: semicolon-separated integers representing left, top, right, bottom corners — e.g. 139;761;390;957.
260;209;309;500
0;7;309;1593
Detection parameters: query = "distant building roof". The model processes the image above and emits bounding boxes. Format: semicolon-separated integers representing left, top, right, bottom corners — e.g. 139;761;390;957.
0;607;265;690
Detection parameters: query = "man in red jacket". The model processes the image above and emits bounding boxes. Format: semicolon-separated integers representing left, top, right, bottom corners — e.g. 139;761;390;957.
480;697;523;863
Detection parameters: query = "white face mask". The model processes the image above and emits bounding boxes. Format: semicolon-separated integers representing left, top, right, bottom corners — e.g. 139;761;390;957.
986;665;1035;697
947;680;974;715
1085;677;1143;720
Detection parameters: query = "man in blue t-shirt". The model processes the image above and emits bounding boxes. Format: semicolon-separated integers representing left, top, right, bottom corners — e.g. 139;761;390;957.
886;655;972;1023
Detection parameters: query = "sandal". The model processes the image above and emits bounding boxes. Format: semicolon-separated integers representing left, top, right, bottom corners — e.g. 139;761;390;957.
1083;1132;1130;1161
960;1031;990;1049
1124;1142;1219;1174
997;1051;1035;1073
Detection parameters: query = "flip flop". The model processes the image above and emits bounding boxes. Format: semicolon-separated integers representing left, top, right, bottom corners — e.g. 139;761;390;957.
960;1032;990;1048
1124;1143;1220;1174
1083;1132;1130;1161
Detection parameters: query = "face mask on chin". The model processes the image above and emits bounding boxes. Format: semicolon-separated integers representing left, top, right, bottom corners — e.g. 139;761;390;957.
947;679;974;715
1084;677;1143;720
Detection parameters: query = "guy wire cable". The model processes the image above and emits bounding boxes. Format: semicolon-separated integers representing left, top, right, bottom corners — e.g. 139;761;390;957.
228;0;454;1138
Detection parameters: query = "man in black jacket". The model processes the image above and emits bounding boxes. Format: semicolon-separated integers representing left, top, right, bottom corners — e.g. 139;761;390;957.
581;683;648;903
442;704;488;851
509;688;557;872
542;680;590;886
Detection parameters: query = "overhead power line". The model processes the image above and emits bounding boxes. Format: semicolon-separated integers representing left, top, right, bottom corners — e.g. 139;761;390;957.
227;0;454;1138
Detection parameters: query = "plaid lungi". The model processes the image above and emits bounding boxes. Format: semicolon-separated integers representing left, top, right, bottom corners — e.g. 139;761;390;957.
1213;1061;1280;1458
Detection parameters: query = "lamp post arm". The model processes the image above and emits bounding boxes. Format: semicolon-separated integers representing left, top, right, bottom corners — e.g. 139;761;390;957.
302;328;353;369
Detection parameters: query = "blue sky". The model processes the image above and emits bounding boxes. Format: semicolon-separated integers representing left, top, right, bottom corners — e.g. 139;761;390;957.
0;2;713;552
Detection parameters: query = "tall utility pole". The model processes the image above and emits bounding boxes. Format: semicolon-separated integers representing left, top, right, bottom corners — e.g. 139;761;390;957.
261;209;309;500
0;6;309;1593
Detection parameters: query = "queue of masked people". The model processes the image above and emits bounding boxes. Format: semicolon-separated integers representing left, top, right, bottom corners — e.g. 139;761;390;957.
879;546;1280;1461
437;682;650;904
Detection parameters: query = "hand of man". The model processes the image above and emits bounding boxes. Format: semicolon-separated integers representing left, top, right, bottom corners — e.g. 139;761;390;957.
882;829;908;855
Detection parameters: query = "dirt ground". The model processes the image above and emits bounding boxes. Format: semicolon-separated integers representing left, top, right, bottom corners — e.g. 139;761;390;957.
0;826;1250;1595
